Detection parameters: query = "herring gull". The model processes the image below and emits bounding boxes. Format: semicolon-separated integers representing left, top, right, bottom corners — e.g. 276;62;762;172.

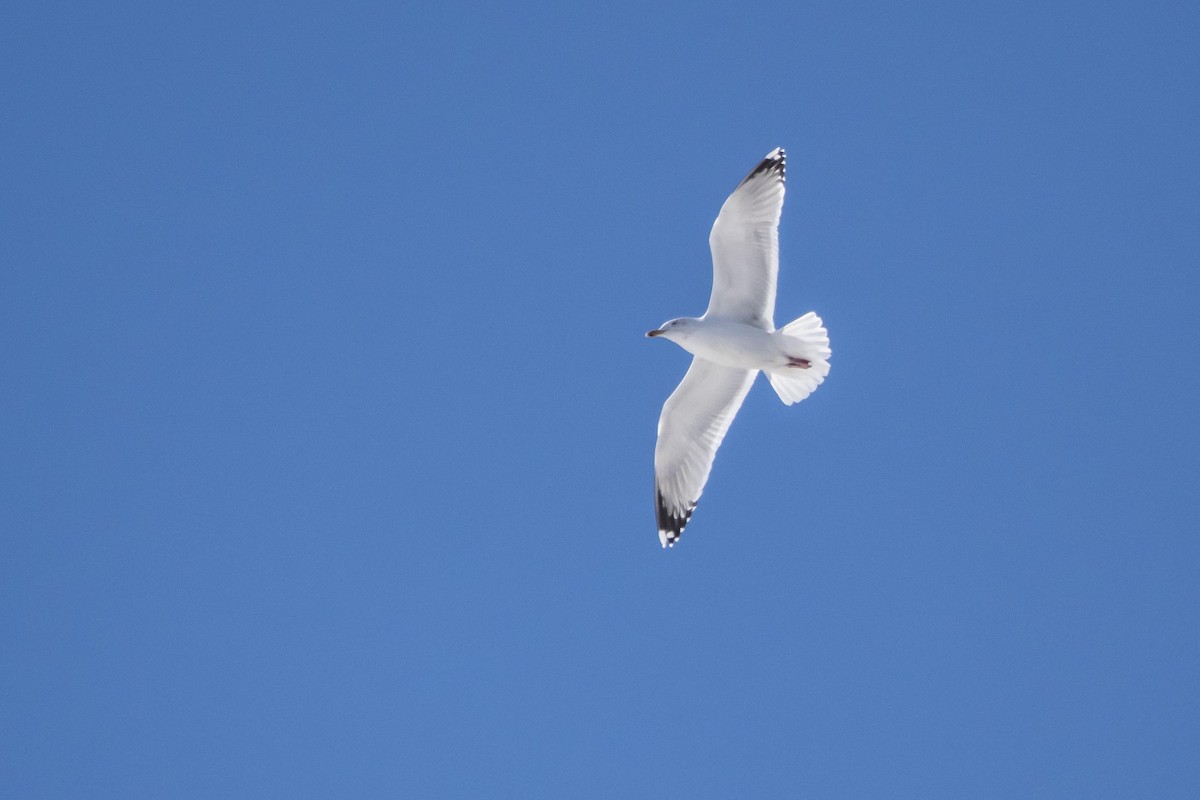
646;148;831;547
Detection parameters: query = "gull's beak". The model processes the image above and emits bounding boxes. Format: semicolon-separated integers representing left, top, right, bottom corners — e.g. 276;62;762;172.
646;329;664;338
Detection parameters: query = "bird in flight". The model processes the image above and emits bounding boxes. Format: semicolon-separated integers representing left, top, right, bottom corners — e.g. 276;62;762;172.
646;148;831;547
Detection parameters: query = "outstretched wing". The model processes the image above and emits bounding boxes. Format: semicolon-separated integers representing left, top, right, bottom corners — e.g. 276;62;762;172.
654;358;756;547
705;148;786;329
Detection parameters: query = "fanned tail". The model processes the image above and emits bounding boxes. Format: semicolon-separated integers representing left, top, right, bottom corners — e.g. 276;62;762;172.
767;312;831;406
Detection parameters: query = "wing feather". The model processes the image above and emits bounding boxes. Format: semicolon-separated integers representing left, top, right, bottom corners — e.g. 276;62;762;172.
653;358;756;547
705;148;786;328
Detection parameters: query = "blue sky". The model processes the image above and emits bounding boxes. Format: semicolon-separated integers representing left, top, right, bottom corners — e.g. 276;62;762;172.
3;1;1198;797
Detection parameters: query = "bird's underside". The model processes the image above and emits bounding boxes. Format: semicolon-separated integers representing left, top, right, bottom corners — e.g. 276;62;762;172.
649;148;831;548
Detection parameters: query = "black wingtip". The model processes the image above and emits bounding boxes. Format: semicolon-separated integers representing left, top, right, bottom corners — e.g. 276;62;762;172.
738;147;786;187
656;486;695;548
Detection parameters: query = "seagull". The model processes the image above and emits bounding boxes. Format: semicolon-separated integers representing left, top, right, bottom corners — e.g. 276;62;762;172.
646;148;831;548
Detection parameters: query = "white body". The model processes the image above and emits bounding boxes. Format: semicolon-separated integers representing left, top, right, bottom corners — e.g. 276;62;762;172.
655;317;800;371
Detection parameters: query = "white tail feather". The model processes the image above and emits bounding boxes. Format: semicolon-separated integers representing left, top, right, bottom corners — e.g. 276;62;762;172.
768;312;831;406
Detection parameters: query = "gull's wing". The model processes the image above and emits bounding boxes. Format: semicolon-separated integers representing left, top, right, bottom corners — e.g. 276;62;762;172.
654;358;756;547
705;148;786;328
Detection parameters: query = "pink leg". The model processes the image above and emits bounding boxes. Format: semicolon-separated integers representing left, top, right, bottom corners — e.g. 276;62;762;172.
786;356;811;369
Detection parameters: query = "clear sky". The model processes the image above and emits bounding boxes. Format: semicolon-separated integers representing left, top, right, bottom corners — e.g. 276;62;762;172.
3;1;1198;797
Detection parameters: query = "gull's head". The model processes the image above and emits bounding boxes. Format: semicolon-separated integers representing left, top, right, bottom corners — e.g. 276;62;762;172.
646;318;696;342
